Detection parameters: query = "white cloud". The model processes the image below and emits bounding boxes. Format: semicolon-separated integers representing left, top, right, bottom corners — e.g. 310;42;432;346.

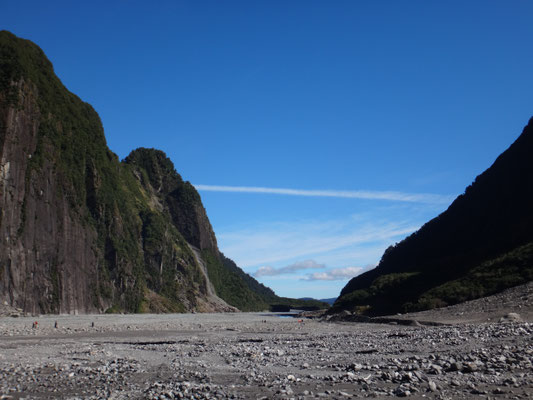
195;185;450;298
218;218;418;268
301;266;363;281
194;184;453;205
254;260;325;277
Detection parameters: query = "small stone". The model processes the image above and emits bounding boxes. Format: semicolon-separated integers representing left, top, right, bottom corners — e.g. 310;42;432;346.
448;362;462;372
499;312;522;322
413;371;426;381
462;362;478;373
428;364;443;375
394;385;411;397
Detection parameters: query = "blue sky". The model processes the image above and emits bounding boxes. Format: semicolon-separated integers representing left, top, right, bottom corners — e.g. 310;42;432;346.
2;1;532;298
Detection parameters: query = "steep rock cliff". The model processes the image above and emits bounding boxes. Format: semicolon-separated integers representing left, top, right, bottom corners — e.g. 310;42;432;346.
0;74;109;314
124;148;218;253
0;31;329;315
0;31;235;314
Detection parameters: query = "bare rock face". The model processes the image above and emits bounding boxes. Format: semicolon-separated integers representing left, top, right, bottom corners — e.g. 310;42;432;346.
0;80;102;314
0;31;236;314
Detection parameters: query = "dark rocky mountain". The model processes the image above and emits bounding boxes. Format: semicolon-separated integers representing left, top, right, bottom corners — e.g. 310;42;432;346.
334;117;533;316
0;31;327;314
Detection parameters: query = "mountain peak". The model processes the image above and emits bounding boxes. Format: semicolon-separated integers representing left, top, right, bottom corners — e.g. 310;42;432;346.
125;148;184;194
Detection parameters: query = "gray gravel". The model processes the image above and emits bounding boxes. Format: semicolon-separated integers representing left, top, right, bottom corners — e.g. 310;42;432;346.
0;308;532;399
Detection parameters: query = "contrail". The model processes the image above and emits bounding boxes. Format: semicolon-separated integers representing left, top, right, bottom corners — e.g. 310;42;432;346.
193;184;453;204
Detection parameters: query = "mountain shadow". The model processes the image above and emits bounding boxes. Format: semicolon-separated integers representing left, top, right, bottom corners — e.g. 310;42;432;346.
333;117;533;316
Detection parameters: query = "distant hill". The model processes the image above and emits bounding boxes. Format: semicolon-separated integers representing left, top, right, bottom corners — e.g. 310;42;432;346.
333;117;533;316
300;297;337;305
0;30;327;314
320;297;338;305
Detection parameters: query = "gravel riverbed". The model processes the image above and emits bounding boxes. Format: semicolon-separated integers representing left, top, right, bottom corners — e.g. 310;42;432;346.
1;284;533;399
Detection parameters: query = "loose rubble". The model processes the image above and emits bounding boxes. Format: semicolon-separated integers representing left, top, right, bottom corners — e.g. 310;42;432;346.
0;283;532;399
0;314;531;399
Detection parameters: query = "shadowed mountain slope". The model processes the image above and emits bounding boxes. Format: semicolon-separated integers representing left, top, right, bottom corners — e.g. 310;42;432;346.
334;117;533;316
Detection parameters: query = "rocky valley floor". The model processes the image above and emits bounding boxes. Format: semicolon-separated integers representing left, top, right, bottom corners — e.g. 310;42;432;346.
1;285;533;399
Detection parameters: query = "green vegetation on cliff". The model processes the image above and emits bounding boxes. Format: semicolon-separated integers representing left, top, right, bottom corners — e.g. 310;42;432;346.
410;241;533;311
202;250;270;311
